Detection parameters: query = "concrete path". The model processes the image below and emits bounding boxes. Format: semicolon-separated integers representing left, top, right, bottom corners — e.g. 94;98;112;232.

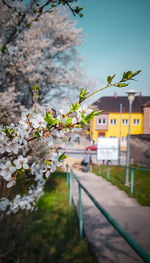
70;168;150;263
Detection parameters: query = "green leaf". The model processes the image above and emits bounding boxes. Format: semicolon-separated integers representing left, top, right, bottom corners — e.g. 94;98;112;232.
79;88;89;102
51;119;59;126
44;112;53;124
81;117;87;126
58;153;69;161
44;160;51;165
94;110;102;116
10;129;15;134
44;113;51;124
44;112;59;128
116;83;129;88
35;131;40;137
129;70;141;79
121;70;141;82
74;124;82;128
107;74;116;84
65;117;72;126
85;110;102;122
3;127;9;134
85;111;95;122
70;103;80;112
74;6;83;14
20;168;25;172
79;13;83;17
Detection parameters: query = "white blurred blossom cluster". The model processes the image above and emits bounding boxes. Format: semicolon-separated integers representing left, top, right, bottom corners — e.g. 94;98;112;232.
0;5;96;110
0;98;99;215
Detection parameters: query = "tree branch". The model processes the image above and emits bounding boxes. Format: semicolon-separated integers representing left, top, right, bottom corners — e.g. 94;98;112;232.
28;144;45;160
3;13;26;47
2;0;13;9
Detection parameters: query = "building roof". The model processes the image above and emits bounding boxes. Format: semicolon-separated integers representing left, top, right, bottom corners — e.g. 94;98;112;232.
91;96;150;113
143;100;150;107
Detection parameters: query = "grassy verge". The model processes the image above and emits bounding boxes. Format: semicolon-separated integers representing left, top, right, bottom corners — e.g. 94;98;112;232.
0;171;94;263
92;164;150;206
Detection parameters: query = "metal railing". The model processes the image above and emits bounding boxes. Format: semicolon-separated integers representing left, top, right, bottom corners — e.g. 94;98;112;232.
66;164;150;263
98;165;150;195
127;166;150;195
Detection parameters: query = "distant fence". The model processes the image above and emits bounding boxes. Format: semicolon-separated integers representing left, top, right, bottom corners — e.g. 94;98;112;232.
66;165;150;263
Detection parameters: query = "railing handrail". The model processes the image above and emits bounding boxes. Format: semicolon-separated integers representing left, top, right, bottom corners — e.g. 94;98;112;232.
128;166;150;172
68;165;150;263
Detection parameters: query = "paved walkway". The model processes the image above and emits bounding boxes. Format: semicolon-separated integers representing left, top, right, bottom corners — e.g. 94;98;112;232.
70;166;150;263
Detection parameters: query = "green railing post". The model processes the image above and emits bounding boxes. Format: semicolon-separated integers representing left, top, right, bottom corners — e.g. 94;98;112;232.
69;169;72;207
130;168;134;195
66;164;69;184
89;164;92;172
107;165;110;181
99;166;101;176
78;185;83;238
118;141;120;166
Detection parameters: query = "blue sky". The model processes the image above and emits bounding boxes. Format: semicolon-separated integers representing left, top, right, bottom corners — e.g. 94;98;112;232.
74;0;150;102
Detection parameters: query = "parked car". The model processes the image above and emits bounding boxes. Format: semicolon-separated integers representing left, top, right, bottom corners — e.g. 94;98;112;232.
86;145;97;151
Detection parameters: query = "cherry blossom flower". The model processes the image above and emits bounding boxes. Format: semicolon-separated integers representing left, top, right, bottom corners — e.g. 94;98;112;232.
7;179;16;188
57;114;67;124
31;163;39;175
59;107;70;115
50;165;57;173
0;138;10;154
0;198;10;211
30;114;47;129
8;139;22;154
13;155;29;169
77;104;93;116
51;129;65;138
0;131;7;142
19;119;29;130
13;134;27;146
45;169;51;178
72;117;77;124
0;161;16;181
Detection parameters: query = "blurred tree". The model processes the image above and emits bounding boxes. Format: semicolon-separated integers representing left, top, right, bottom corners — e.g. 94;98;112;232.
0;4;95;110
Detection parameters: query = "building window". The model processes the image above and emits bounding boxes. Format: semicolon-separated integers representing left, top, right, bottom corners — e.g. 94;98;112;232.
122;119;128;125
110;119;116;125
122;136;127;141
98;119;106;125
134;119;140;125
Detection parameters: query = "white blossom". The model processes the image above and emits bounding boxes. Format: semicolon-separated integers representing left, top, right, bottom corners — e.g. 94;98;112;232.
7;179;16;188
0;161;16;181
13;155;29;169
0;138;10;154
30;114;47;129
8;139;22;154
77;104;93;116
0;198;10;211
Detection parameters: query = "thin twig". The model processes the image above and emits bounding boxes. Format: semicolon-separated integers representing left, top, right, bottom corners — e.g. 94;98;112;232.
28;144;45;160
2;0;13;9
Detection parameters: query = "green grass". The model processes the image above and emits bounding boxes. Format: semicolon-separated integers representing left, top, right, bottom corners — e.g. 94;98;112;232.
92;165;150;206
0;171;94;263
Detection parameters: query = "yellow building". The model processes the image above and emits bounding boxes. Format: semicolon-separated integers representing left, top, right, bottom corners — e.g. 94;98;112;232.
90;94;150;150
